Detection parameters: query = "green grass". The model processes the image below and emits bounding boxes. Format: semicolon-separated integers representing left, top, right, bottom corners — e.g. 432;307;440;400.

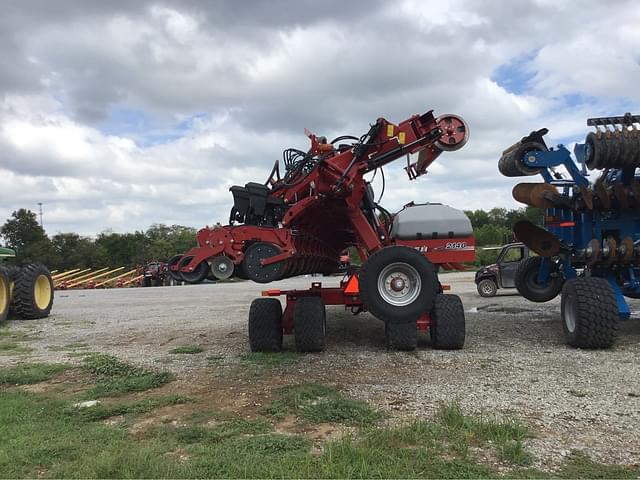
0;363;69;385
554;451;639;479
156;411;272;444
0;329;35;341
169;346;204;354
81;353;174;397
66;394;194;422
438;403;531;464
0;389;636;479
0;340;33;354
262;384;383;427
239;351;300;368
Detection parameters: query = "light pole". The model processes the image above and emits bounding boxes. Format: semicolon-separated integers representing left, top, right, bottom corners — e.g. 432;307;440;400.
37;202;43;228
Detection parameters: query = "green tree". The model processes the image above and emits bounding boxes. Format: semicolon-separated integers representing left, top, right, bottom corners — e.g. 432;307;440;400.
0;209;58;265
51;233;99;270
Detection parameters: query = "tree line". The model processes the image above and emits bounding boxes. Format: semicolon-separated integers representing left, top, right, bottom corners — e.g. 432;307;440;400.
0;209;197;270
1;206;542;269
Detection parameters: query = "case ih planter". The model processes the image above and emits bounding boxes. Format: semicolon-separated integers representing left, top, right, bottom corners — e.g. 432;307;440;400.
170;109;473;350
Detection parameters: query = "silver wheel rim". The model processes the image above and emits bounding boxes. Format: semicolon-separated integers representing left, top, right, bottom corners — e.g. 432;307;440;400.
481;281;494;295
564;294;577;333
377;262;421;307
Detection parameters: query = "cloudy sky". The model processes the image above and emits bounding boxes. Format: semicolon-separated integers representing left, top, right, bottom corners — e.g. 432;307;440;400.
1;0;639;236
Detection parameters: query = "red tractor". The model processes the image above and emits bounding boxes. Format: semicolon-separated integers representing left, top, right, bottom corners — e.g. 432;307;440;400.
171;109;473;350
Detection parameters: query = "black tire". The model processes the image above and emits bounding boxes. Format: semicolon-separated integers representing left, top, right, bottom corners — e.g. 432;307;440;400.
430;294;465;350
0;267;10;324
360;246;439;324
477;278;497;297
385;321;417;351
248;298;283;352
294;297;326;352
623;289;640;299
143;276;152;287
178;256;209;284
515;256;563;302
12;264;54;320
561;278;619;349
167;255;183;281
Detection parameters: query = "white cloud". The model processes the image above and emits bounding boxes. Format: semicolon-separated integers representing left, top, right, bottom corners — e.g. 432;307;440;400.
0;0;639;237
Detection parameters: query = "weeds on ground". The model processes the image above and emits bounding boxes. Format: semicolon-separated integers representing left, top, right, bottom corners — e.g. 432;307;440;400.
81;353;173;397
239;351;299;368
66;394;194;422
0;363;69;385
1;368;636;479
0;340;32;354
262;383;383;427
156;410;272;445
438;402;531;465
0;329;35;341
169;346;203;354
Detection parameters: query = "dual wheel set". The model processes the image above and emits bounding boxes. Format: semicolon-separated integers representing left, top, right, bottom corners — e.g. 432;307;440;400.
247;246;467;352
0;264;54;324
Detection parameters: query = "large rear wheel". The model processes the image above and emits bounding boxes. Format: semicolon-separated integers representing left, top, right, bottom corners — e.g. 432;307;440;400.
360;246;439;324
12;264;54;319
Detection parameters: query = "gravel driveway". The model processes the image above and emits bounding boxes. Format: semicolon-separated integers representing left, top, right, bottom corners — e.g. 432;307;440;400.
2;271;639;468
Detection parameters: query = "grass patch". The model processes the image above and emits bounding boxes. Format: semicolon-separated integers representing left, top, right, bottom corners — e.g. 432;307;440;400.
239;351;299;368
66;394;194;422
81;353;173;397
262;383;383;427
169;346;203;355
0;340;33;354
438;403;531;465
555;451;638;479
0;329;34;341
0;363;69;385
1;390;636;478
157;411;272;445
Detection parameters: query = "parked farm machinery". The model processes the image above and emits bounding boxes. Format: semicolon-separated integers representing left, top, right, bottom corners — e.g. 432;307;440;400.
170;108;474;351
0;247;54;324
499;113;640;348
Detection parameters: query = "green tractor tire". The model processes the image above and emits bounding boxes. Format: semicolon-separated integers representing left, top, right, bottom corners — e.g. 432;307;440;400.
12;264;54;320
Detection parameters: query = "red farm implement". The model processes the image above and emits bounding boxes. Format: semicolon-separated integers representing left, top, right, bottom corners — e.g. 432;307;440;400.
170;108;473;350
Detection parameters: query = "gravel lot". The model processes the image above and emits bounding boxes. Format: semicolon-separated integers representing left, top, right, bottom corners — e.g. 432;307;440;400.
2;271;640;469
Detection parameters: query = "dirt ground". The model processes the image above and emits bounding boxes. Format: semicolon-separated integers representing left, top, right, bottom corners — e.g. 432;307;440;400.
2;271;640;469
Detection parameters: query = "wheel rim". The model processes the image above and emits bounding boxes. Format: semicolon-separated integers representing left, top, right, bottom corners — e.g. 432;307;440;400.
0;275;8;312
34;275;52;310
481;281;494;295
564;293;577;334
377;262;421;307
